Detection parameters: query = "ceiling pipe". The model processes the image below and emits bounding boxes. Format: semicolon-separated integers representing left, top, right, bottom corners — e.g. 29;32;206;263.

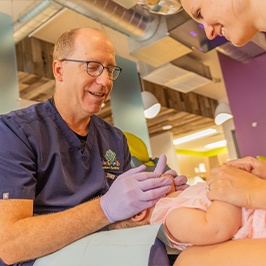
12;0;266;65
52;0;160;41
13;0;63;43
13;0;161;43
12;0;194;88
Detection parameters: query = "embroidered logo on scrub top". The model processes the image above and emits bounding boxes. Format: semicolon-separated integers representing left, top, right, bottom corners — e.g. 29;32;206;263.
102;149;120;170
3;193;9;199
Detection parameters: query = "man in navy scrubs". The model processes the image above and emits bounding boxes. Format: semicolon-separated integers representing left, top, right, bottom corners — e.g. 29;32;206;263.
0;27;187;266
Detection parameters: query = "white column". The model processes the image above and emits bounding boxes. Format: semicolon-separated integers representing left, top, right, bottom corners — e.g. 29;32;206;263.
150;131;180;172
222;118;239;160
0;12;20;114
111;56;152;155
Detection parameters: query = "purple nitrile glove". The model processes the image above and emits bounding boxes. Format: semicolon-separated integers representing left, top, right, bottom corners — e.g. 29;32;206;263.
100;155;173;223
153;154;167;174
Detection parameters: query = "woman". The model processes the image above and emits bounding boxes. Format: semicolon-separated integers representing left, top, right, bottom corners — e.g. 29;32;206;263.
173;1;266;264
179;0;266;46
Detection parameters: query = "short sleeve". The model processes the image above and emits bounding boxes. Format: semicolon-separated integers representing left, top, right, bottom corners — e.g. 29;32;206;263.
0;115;37;199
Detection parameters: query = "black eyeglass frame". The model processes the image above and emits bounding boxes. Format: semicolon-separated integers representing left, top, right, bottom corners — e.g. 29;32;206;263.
61;58;122;81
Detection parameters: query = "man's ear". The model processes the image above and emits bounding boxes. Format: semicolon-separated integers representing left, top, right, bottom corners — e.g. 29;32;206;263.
131;209;148;222
53;60;63;82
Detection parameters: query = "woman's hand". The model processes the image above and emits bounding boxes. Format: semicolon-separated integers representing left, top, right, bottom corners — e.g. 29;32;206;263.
226;156;266;180
207;164;266;209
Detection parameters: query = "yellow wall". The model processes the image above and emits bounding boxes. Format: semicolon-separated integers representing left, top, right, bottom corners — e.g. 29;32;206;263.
176;152;229;182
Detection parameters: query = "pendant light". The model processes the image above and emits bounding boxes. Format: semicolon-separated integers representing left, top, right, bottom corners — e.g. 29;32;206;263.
214;103;233;125
141;91;161;119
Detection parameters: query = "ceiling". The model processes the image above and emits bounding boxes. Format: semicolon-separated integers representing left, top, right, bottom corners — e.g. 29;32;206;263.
2;0;265;153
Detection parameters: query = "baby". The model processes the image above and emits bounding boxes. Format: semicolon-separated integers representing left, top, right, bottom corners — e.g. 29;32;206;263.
111;174;266;250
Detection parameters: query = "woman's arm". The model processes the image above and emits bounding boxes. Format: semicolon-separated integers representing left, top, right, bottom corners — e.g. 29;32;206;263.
174;238;266;266
165;200;241;246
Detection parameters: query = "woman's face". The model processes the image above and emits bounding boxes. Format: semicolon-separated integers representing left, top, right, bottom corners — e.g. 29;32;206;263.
181;0;258;46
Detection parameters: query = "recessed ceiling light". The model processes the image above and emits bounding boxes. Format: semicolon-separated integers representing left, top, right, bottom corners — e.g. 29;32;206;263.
173;128;217;145
162;125;172;130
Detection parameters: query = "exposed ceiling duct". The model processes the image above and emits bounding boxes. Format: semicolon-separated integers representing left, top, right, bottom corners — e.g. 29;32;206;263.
53;0;160;42
11;0;266;93
52;0;191;67
13;0;164;43
13;0;63;43
12;0;266;62
12;0;206;94
13;0;266;63
12;0;193;68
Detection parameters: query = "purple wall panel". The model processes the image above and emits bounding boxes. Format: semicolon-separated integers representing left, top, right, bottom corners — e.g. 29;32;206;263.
219;52;266;157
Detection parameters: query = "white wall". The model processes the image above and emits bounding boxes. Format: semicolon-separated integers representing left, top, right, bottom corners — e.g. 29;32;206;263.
222;118;239;160
150;131;180;173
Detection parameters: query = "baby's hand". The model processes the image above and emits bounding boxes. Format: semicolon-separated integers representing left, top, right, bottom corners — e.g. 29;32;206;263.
160;173;176;193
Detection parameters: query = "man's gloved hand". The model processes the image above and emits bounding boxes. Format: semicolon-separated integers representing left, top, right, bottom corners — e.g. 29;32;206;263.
100;154;173;223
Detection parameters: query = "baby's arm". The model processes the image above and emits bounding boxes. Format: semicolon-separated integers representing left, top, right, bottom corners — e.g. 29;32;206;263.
165;200;241;246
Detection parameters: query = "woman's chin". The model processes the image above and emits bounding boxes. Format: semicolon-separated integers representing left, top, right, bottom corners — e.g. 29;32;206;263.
230;41;244;47
230;39;249;47
229;33;258;47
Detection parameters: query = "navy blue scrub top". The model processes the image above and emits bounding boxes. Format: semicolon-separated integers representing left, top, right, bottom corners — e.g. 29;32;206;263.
0;100;131;215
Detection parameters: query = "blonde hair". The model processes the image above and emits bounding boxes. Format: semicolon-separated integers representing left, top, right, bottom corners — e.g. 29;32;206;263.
53;28;80;61
53;27;104;61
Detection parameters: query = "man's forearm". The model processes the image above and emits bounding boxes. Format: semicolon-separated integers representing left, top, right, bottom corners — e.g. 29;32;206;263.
0;198;109;265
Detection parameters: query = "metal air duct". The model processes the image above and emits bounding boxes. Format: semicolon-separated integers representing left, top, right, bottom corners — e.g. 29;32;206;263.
52;0;192;66
13;0;191;67
53;0;160;41
13;0;63;43
13;0;161;43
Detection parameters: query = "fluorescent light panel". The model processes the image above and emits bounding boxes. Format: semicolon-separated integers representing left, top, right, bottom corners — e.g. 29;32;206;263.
204;140;227;149
173;128;217;145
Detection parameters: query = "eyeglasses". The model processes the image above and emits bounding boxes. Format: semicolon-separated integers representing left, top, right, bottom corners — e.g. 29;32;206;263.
61;59;122;81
